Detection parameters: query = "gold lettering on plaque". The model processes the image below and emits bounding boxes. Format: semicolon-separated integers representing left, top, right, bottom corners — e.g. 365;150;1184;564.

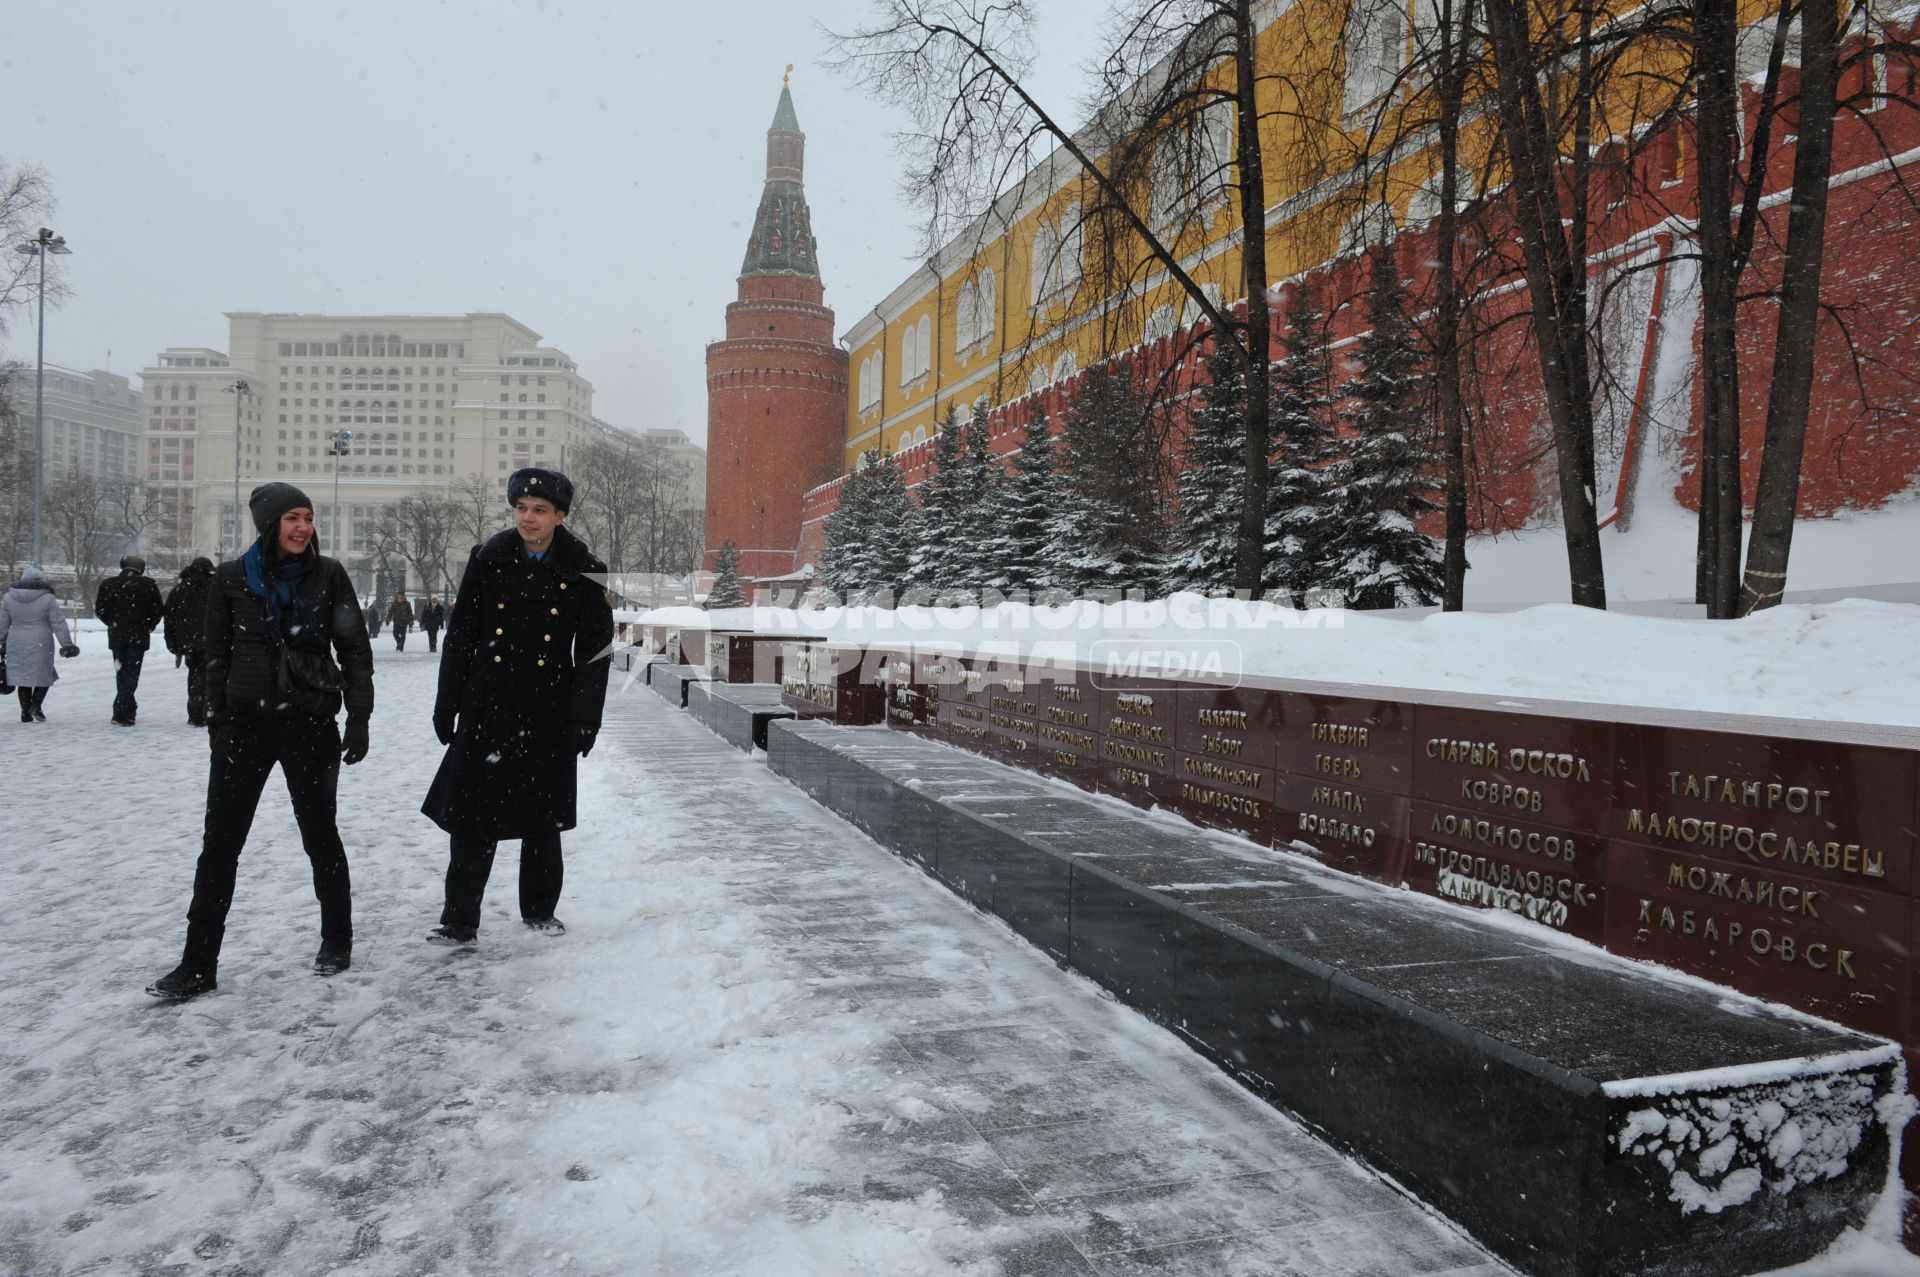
1181;783;1264;816
1182;757;1262;790
1108;718;1166;743
1625;809;1886;879
1425;811;1583;864
1197;708;1249;729
1198;733;1244;757
1667;772;1832;817
1664;862;1822;918
1103;740;1168;769
1313;722;1371;747
1310;785;1365;814
1635;898;1856;979
1115;693;1156;717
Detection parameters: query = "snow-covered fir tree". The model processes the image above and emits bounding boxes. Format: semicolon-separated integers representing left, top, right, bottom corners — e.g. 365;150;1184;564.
981;412;1065;596
1264;285;1341;603
1164;348;1251;597
818;452;877;601
707;540;747;608
1320;251;1444;609
946;401;1007;596
1050;365;1168;597
903;405;965;599
857;449;916;605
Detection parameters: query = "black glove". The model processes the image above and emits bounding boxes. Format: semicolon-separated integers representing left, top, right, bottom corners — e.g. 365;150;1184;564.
175;653;183;668
206;717;224;753
341;716;370;765
60;645;79;658
432;707;456;746
570;722;597;758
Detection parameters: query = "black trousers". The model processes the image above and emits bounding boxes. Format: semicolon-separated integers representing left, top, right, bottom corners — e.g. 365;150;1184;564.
16;686;47;717
184;653;208;724
441;832;563;930
111;644;146;722
393;627;407;651
424;627;439;652
183;715;351;969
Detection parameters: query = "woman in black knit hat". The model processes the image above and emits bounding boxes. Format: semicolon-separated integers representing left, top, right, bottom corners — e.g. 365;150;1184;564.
147;482;376;1001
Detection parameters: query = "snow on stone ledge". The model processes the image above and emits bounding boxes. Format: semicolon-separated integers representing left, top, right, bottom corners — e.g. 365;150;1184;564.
637;596;1920;731
1609;1055;1911;1217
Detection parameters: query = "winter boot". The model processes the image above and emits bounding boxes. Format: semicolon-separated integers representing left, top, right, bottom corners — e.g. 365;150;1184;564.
426;924;477;945
146;963;217;1002
523;917;566;936
313;942;352;976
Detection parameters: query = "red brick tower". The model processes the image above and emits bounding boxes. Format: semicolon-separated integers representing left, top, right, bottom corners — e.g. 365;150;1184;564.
704;77;849;583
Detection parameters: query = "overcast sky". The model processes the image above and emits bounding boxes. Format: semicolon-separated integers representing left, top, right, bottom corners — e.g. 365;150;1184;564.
1;1;1111;445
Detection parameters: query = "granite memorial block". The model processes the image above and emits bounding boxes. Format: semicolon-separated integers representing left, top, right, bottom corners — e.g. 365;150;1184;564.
1411;705;1616;830
1405;799;1610;944
1605;839;1910;1039
707;631;824;684
1273;771;1412;886
1271;689;1418;794
1612;723;1915;895
779;642;884;724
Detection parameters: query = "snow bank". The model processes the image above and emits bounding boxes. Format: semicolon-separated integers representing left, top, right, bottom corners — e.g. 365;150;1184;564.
637;595;1920;730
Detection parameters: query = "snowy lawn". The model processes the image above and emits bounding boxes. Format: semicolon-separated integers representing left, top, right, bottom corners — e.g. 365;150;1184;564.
0;634;1912;1275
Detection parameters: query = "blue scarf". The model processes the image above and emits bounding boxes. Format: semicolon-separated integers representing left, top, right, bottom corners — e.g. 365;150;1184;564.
241;540;313;638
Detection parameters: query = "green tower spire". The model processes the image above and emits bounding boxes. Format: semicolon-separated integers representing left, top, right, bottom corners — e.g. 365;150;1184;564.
741;68;820;280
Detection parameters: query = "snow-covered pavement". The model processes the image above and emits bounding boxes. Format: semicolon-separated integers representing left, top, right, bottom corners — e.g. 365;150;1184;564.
0;637;1911;1275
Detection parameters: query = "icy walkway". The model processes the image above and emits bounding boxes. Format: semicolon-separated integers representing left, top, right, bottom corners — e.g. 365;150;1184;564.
0;641;1894;1275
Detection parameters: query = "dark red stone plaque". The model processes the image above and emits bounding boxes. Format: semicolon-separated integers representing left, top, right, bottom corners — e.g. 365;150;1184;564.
1409;706;1615;830
1173;685;1285;767
1273;771;1410;885
708;631;823;684
1098;755;1178;813
1606;839;1910;1041
1168;750;1277;843
1612;724;1916;896
1098;680;1176;766
1271;691;1417;795
1406;800;1610;944
780;643;884;724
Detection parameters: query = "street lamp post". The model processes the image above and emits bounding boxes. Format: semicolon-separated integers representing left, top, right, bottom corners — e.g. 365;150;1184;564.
224;379;250;554
328;428;352;573
13;227;71;567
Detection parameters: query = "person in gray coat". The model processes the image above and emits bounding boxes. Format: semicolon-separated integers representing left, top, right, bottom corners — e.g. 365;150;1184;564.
0;567;80;722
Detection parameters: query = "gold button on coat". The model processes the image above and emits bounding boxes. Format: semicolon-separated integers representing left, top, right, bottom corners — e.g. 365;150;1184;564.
495;627;504;635
550;607;558;615
537;659;546;667
493;655;501;663
496;602;504;610
543;634;551;641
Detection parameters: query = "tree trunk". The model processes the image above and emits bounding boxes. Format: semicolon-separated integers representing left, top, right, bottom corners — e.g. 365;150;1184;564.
1741;0;1839;613
1436;0;1474;611
1231;0;1273;599
1694;0;1744;617
1483;0;1608;608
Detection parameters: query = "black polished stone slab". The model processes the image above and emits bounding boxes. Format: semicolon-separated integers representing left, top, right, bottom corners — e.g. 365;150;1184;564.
764;715;1899;1277
687;680;797;753
648;660;706;708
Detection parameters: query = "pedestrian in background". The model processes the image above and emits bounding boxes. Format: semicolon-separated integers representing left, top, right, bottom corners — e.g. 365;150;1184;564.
163;556;217;726
388;591;414;651
0;566;80;723
95;555;165;727
422;467;612;943
146;483;374;1002
421;595;446;652
366;598;384;641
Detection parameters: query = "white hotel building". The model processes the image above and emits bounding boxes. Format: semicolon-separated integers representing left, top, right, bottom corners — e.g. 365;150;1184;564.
142;312;595;586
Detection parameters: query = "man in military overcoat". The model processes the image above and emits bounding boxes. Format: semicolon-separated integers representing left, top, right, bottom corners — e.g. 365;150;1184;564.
421;468;613;941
